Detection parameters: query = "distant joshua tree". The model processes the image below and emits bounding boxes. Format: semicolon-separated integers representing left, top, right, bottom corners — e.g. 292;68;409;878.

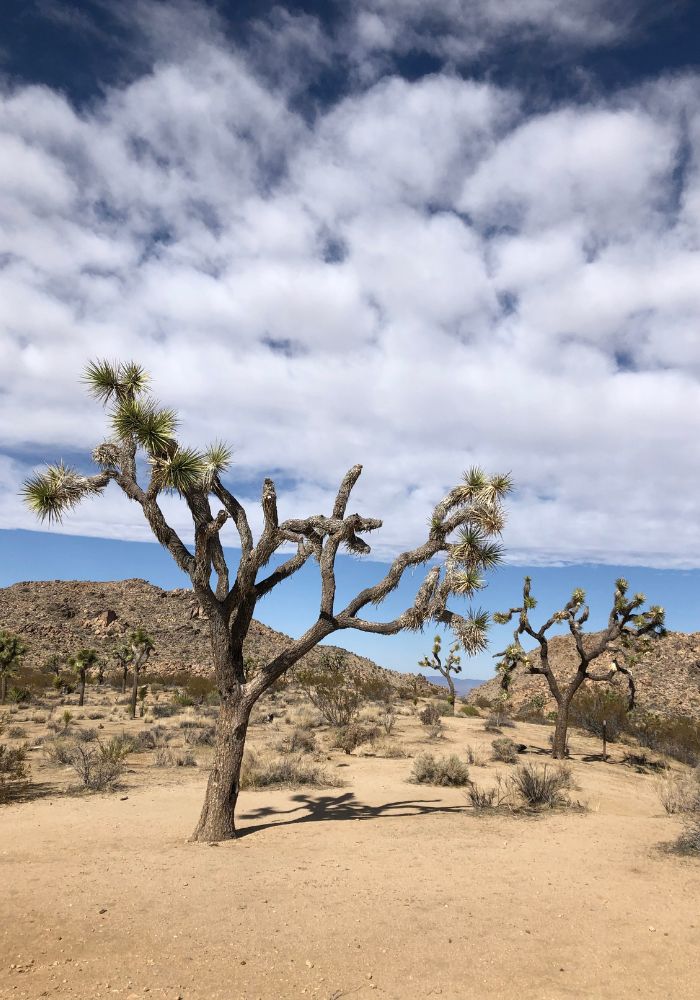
43;653;64;677
418;635;462;713
0;631;27;705
23;360;510;841
112;642;133;694
493;577;665;759
128;629;154;720
69;648;99;707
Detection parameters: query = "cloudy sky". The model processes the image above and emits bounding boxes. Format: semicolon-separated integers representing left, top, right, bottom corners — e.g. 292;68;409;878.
1;0;700;674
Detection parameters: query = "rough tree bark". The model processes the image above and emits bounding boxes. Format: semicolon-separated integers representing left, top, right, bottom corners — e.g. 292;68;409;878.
494;577;665;760
23;360;511;841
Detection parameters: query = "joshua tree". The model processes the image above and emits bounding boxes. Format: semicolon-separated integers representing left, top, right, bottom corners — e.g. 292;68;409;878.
112;642;133;693
23;360;510;840
418;635;462;713
42;653;63;677
493;577;665;759
70;648;99;707
0;631;27;705
129;629;154;720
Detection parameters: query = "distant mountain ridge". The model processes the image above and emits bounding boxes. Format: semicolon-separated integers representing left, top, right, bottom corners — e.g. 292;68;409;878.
423;675;483;696
0;579;442;696
466;630;700;720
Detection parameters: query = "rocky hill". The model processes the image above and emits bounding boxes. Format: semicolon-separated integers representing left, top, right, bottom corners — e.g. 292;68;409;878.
0;579;439;696
467;630;700;720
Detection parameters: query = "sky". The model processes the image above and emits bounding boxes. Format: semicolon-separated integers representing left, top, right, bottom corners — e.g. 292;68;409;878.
1;0;700;678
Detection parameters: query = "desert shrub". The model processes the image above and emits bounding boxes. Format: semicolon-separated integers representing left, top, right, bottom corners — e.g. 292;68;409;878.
287;707;325;730
43;738;75;765
410;752;470;786
185;675;218;705
419;704;442;728
276;729;317;754
510;763;572;808
465;743;487;766
151;702;179;719
0;740;29;802
630;713;700;767
332;723;380;755
467;777;511;810
373;742;408;759
183;724;216;747
7;725;25;738
379;704;397;735
240;750;343;789
86;712;105;720
134;726;171;751
66;738;130;790
491;737;520;763
295;651;364;727
459;704;480;717
75;727;99;743
153;747;197;767
31;713;47;724
622;750;667;773
6;686;31;704
474;695;492;709
172;691;194;708
570;686;629;741
673;817;700;856
657;773;700;815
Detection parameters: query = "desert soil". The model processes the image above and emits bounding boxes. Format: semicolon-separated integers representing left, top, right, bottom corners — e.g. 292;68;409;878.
1;707;699;1000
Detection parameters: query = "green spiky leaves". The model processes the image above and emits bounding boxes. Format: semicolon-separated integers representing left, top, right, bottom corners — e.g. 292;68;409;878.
150;447;207;495
450;525;504;571
201;441;233;486
454;608;490;655
111;398;178;455
83;360;149;405
453;467;513;506
22;463;106;524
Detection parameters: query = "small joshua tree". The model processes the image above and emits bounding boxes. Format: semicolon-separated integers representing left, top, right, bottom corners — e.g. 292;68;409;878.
70;648;99;707
0;631;27;705
23;360;510;840
43;653;64;677
418;635;462;713
493;577;665;759
129;629;154;720
112;642;133;694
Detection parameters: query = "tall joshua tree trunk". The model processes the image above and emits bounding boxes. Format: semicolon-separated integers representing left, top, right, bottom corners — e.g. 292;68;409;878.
192;695;251;841
1;675;6;704
122;665;128;694
130;663;139;719
78;669;86;707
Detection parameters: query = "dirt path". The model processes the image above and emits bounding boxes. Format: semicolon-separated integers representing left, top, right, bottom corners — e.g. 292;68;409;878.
2;718;699;999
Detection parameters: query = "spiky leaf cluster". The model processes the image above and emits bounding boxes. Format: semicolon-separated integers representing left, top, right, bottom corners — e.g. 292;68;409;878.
22;463;106;524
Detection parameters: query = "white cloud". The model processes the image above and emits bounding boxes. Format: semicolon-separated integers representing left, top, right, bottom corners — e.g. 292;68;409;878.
1;5;700;570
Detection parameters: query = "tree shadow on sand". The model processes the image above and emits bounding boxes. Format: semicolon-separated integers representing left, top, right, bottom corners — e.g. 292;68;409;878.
237;791;465;837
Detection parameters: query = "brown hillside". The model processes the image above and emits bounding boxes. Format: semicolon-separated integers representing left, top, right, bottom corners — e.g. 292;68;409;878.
0;579;438;695
467;630;700;719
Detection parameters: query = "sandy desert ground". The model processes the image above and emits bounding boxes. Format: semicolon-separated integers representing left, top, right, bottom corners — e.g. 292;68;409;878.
1;698;699;1000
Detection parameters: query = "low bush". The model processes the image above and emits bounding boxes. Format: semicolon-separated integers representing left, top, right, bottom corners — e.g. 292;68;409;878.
240;750;343;789
474;695;492;709
673;817;700;856
287;707;324;730
491;737;520;763
151;703;179;719
459;704;480;717
0;741;29;802
467;777;510;811
418;704;442;727
183;724;216;747
7;725;25;739
630;713;700;767
510;763;573;809
331;723;380;755
67;738;131;790
276;729;317;754
621;750;667;773
657;773;700;815
6;686;31;704
134;726;172;751
373;742;408;759
410;752;470;786
75;727;99;743
570;686;629;741
153;747;196;767
295;651;365;727
86;712;105;720
465;743;487;766
43;738;75;765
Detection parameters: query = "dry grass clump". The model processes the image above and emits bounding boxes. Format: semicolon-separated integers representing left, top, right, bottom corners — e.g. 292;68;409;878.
673;817;700;856
467;764;578;813
240;749;343;790
465;743;487;766
491;737;520;763
6;725;25;739
66;738;131;791
657;772;700;815
331;723;380;755
153;748;197;768
622;750;667;773
410;752;470;787
0;741;29;802
372;741;408;759
133;726;172;752
276;729;317;754
183;724;216;747
287;707;324;731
